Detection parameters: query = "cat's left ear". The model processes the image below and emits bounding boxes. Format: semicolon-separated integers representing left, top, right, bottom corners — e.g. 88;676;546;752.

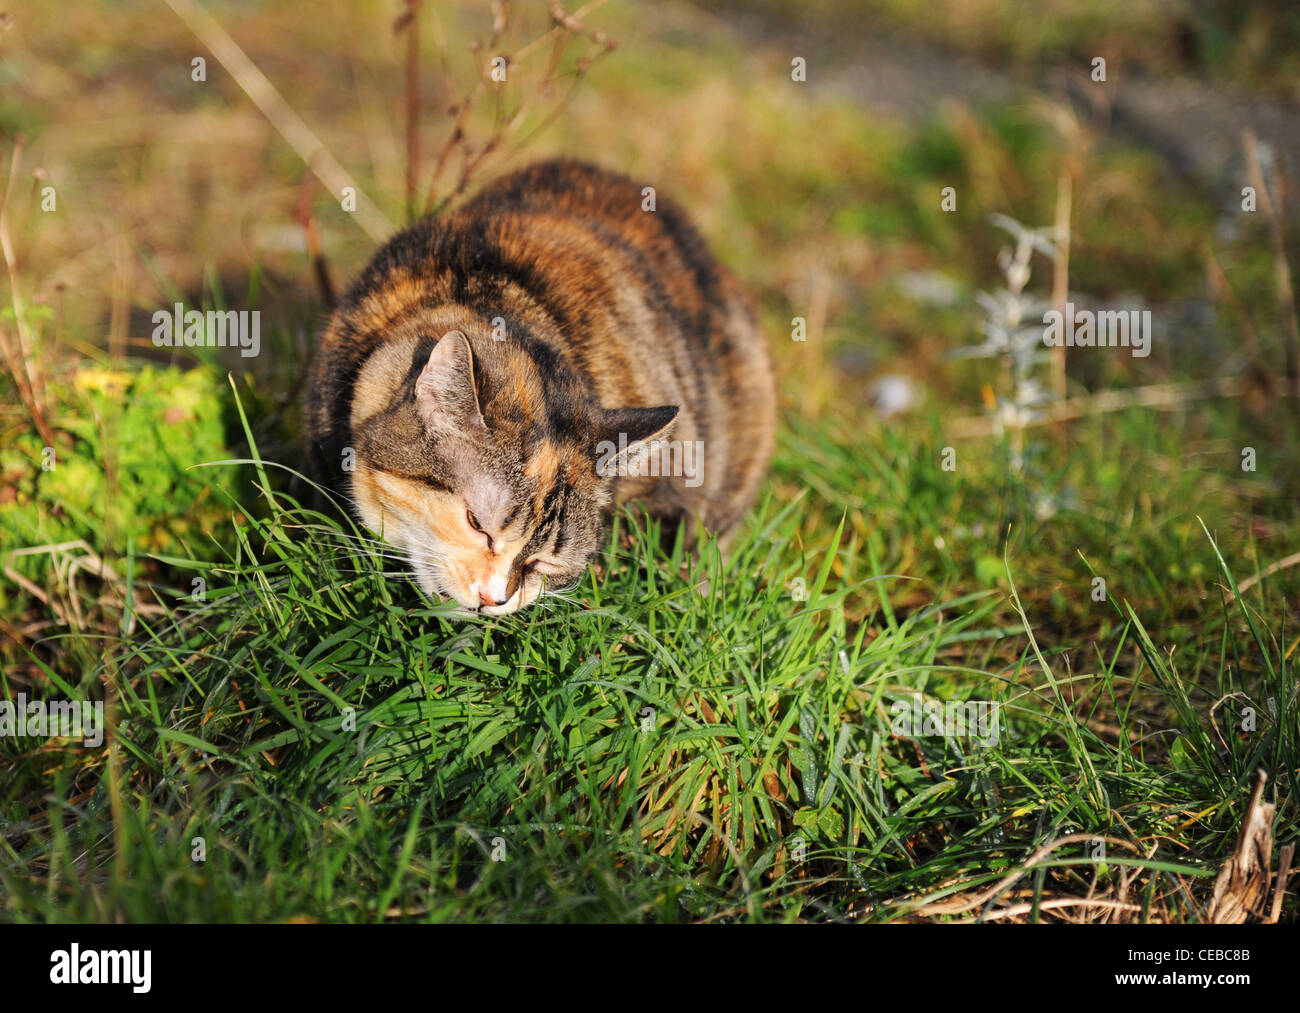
592;404;679;474
415;330;488;438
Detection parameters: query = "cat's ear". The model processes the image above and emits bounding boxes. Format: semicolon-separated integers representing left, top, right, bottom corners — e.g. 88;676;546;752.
592;404;679;475
415;330;487;437
596;405;679;446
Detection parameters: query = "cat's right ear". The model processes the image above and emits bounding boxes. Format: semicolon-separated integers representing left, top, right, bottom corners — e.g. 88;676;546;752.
415;330;488;438
592;404;679;477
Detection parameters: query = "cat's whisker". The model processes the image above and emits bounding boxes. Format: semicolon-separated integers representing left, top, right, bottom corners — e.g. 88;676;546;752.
406;536;448;559
322;551;408;566
310;527;384;544
310;533;410;558
327;568;412;578
324;549;413;568
312;530;402;554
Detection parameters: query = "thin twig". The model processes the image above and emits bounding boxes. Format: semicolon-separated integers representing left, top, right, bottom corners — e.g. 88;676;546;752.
1269;844;1294;924
1204;243;1271;390
1049;173;1071;400
0;136;55;447
1243;130;1300;396
424;8;510;213
161;0;392;242
295;176;335;310
907;833;1143;917
1225;550;1300;602
953;896;1144;923
395;0;422;223
948;377;1246;438
423;0;613;216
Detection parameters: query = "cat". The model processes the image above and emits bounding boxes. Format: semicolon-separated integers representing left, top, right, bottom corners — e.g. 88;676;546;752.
304;159;775;615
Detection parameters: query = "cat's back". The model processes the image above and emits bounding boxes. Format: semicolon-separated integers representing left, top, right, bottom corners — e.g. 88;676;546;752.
307;160;775;534
462;160;774;529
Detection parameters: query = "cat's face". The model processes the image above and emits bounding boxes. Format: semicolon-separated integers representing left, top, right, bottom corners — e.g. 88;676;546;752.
348;329;676;615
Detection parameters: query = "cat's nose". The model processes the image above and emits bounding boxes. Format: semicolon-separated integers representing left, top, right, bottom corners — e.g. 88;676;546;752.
479;590;507;607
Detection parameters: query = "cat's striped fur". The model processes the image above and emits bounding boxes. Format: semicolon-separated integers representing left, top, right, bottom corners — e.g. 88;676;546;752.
304;159;775;614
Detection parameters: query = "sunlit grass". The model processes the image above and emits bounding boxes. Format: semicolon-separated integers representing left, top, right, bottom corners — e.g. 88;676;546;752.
2;387;1295;921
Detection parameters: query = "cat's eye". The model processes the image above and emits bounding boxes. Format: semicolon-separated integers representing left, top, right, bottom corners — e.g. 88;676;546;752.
466;509;495;550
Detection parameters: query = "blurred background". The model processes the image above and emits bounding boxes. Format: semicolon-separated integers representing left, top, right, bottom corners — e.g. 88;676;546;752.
5;0;1299;393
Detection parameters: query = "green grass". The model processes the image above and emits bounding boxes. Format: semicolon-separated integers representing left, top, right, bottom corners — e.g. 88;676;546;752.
2;385;1295;922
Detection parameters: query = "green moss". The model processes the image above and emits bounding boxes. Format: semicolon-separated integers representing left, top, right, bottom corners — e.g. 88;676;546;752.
0;365;239;615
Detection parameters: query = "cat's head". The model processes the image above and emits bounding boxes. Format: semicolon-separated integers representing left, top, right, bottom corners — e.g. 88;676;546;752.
348;328;677;615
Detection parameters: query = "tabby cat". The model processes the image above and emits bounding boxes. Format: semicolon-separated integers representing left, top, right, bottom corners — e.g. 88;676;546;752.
304;160;775;614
